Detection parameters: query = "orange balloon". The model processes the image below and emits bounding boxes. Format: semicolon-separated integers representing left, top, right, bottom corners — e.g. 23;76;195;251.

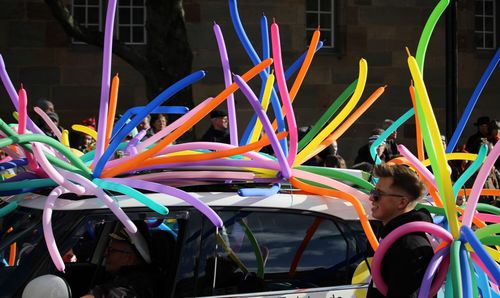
299;85;386;164
290;177;379;251
102;59;274;178
105;74;119;150
140;132;287;168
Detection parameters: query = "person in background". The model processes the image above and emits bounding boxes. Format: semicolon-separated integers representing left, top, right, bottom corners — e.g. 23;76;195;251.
137;115;153;138
324;154;347;168
201;110;230;144
465;116;490;154
382;119;399;160
354;128;387;165
149;114;167;135
41;112;63;139
367;163;434;298
34;98;55;114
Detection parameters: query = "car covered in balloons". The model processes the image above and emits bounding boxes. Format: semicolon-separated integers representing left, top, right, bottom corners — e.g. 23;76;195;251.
0;182;377;298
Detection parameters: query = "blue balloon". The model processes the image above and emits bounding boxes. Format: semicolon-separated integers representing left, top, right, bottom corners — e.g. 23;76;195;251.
459;243;473;298
461;225;500;285
93;71;205;178
238;183;281;197
447;48;500;153
0;158;28;170
110;105;188;142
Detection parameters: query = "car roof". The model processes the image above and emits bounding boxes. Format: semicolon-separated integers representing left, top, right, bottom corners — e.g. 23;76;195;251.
16;192;374;221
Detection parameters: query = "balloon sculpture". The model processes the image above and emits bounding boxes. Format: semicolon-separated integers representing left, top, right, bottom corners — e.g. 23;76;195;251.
0;0;498;297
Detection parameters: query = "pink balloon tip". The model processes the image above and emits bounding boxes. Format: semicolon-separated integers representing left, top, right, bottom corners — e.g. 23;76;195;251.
272;17;276;24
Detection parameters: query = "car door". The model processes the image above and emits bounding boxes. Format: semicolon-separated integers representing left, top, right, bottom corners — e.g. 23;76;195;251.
184;208;370;298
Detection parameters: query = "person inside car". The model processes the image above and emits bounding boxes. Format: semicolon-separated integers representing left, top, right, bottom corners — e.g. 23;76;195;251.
82;222;159;298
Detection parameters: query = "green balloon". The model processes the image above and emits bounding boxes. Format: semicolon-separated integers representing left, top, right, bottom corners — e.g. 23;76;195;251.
0;202;18;217
93;178;168;215
0;178;56;192
297;80;357;151
297;165;373;191
450;240;463;298
0;119;91;178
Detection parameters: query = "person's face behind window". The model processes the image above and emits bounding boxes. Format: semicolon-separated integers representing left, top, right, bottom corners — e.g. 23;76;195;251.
104;240;137;273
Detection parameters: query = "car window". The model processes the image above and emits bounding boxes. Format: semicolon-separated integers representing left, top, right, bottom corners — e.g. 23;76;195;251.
0;208;43;269
193;209;367;296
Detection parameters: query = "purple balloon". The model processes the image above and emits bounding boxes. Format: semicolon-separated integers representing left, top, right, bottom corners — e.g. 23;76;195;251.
104;178;223;227
233;74;292;178
1;171;40;182
213;22;238;146
419;245;450;298
94;0;118;165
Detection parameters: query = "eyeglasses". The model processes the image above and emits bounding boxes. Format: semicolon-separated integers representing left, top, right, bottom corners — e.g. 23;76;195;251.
369;189;407;202
107;247;134;255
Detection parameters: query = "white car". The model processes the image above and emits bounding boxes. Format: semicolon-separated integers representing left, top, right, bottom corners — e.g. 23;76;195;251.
0;184;376;298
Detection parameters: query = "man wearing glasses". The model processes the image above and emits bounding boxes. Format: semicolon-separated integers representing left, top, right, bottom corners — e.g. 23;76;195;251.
82;223;158;298
367;164;434;298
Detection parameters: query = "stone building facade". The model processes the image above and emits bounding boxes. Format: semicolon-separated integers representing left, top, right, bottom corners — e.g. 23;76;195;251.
0;0;498;164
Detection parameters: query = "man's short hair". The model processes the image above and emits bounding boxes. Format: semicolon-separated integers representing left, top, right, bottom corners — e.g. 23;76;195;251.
374;163;425;201
210;110;227;119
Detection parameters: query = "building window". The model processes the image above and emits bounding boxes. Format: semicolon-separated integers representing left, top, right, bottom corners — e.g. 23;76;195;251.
72;0;147;45
474;0;497;50
306;0;336;49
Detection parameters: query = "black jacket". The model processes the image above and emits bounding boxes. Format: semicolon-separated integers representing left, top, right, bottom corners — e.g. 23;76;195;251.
90;265;160;298
367;209;434;298
201;126;230;144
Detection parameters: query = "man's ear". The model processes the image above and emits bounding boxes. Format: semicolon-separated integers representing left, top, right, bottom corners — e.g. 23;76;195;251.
398;197;412;210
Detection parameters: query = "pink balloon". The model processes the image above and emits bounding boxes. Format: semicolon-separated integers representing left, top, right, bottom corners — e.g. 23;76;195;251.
43;186;68;272
31;142;85;195
136;97;215;151
471;251;498;285
271;22;298;166
0;155;12;163
371;221;453;296
124;170;254;181
459;212;500;223
397;144;437;190
104;178;223;227
34;107;62;141
108;140;277;171
292;168;369;199
214;23;238;146
17;87;40;173
130;158;280;172
463;141;500;227
233;74;291;178
58;169;137;234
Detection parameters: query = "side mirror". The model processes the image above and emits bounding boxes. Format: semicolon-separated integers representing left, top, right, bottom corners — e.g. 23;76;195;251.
22;274;71;298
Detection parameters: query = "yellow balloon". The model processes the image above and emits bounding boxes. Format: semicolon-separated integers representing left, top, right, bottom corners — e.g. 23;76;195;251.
72;124;98;140
61;129;70;147
421;152;478;167
295;58;368;166
249;73;274;144
352;257;371;298
408;55;459;239
12;111;18;121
